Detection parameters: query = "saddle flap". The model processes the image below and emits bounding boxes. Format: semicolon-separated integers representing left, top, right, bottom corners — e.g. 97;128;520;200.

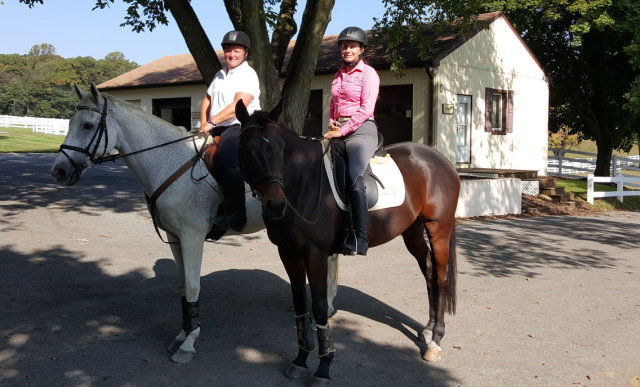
202;135;221;178
324;135;404;211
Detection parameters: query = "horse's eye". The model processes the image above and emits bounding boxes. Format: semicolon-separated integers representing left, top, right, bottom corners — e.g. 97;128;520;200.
83;122;93;130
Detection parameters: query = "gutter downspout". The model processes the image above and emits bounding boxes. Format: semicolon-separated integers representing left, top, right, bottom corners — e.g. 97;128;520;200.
425;66;437;147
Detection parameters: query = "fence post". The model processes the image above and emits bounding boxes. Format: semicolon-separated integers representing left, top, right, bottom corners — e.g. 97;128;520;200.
558;149;564;177
587;174;594;205
616;175;624;203
612;155;617;177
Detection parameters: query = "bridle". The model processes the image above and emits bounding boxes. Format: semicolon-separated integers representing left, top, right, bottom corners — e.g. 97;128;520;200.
239;122;327;225
239;122;284;201
59;95;212;243
57;96;110;180
59;96;207;181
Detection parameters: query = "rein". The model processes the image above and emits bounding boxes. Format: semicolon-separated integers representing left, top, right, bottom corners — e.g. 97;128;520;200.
279;139;329;225
62;96;213;244
244;130;328;226
61;96;204;167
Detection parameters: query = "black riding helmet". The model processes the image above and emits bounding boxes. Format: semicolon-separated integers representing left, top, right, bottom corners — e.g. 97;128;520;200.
221;30;251;51
337;26;367;47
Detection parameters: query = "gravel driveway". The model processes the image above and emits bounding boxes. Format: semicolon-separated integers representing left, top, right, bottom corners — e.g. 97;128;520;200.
1;153;639;386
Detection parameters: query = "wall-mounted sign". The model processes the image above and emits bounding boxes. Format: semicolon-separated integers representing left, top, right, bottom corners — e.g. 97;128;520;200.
442;103;454;114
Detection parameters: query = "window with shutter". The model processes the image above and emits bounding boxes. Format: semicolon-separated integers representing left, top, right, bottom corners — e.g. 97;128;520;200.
484;88;513;135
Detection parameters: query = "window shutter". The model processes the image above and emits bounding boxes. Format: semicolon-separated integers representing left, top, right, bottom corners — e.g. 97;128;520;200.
484;88;493;132
506;91;514;133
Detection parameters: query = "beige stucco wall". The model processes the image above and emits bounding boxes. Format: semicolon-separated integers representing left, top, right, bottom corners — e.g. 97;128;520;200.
107;85;207;130
433;16;549;175
108;69;431;141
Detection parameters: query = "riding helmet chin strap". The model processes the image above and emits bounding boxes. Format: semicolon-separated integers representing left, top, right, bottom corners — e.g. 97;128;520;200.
342;58;361;68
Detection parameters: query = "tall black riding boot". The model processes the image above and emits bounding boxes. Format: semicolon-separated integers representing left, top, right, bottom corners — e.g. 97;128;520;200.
342;176;369;256
212;167;246;232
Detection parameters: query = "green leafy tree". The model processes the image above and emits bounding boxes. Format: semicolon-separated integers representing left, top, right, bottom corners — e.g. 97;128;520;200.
0;44;138;118
374;0;640;176
21;0;335;133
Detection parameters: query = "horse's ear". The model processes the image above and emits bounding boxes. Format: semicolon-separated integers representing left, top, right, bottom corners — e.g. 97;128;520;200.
89;82;101;101
235;99;249;124
73;83;86;100
268;98;283;122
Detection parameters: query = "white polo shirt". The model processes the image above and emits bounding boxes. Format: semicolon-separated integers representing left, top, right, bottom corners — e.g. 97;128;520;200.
206;60;261;126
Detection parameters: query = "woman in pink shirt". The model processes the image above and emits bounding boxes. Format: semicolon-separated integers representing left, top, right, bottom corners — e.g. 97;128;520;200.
324;26;380;256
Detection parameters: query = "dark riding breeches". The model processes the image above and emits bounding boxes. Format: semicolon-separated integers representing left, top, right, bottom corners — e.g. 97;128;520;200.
213;124;244;199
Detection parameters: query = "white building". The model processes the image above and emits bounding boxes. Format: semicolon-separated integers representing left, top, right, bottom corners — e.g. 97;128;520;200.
99;11;549;176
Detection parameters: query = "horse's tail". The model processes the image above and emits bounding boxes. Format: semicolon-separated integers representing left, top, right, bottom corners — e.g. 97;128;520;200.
446;224;457;315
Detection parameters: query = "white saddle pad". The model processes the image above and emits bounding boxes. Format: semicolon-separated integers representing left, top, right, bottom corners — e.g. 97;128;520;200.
323;146;406;212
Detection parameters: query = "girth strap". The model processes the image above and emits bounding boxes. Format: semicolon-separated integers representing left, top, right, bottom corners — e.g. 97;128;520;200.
144;135;210;244
147;154;200;205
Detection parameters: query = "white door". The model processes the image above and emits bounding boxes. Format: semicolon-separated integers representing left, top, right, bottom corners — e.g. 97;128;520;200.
456;95;471;163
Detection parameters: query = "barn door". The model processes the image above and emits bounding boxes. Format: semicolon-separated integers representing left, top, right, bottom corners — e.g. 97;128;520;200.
456;95;471;163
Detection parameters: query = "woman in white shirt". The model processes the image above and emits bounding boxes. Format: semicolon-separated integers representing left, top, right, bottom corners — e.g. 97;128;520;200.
199;30;261;239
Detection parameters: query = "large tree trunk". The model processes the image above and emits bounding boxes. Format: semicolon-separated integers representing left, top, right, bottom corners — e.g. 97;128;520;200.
232;0;282;111
280;0;335;133
165;0;221;85
594;141;613;176
170;0;334;128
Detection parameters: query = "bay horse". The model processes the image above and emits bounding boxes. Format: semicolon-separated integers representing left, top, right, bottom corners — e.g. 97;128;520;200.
50;84;347;364
236;101;460;385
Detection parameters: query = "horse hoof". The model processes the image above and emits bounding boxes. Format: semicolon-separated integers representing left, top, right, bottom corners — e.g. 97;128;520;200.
284;363;311;379
312;376;331;387
422;347;442;362
170;349;195;364
167;339;183;354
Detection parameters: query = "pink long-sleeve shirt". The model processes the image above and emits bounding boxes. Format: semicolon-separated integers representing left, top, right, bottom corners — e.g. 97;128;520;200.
329;60;380;136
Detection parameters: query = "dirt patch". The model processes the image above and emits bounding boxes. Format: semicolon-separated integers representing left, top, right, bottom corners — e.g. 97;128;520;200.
520;194;599;217
461;194;608;221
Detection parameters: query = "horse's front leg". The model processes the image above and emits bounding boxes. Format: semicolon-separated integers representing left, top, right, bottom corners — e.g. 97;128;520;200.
307;251;335;385
281;254;316;379
166;232;204;364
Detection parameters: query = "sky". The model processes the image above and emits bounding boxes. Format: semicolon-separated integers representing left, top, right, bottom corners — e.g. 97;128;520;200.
0;1;387;65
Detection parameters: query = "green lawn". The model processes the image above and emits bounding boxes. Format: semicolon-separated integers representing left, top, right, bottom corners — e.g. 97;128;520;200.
562;139;640;158
0;127;63;153
557;177;640;211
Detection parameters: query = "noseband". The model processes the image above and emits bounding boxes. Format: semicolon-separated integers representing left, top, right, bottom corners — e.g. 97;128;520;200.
58;96;112;180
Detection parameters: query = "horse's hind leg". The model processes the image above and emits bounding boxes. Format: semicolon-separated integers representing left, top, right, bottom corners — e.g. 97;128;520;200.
401;220;437;346
327;253;339;317
421;219;456;361
166;232;204;364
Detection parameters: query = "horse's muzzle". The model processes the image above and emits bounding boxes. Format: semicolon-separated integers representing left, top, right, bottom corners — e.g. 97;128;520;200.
261;184;287;221
51;164;82;186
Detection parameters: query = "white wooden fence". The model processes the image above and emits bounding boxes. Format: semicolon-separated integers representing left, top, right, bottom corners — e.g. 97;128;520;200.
0;115;69;135
587;174;640;204
549;148;640;188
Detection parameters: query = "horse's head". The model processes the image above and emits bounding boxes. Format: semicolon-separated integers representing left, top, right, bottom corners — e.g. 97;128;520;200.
236;100;288;220
51;83;116;186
